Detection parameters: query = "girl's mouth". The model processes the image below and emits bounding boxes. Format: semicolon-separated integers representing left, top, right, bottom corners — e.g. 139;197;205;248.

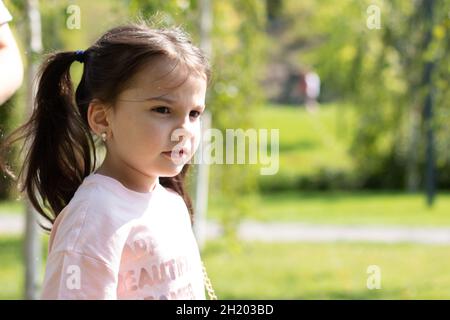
162;148;187;160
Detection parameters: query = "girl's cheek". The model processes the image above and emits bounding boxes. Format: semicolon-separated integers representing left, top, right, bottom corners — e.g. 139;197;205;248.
193;122;202;140
143;118;168;134
191;133;201;153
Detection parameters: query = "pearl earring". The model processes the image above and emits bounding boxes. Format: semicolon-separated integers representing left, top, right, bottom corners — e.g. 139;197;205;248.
101;132;107;142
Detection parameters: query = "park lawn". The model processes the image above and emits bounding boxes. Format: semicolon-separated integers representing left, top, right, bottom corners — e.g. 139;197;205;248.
209;190;450;226
0;200;24;216
255;103;356;156
254;103;356;180
0;235;48;299
1;235;450;299
253;190;450;226
203;240;450;299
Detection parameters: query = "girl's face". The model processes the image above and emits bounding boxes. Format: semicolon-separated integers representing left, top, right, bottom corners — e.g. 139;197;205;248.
105;56;207;181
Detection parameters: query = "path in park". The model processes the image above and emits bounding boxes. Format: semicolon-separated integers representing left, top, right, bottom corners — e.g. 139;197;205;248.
2;214;450;245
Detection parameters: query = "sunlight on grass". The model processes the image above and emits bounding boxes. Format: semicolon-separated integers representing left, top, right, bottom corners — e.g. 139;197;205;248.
203;239;450;299
209;191;450;226
0;200;24;215
0;235;48;300
254;103;356;177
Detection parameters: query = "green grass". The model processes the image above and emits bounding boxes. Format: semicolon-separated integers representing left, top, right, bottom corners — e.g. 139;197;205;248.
0;235;48;299
254;103;356;178
203;239;450;299
209;191;450;226
0;200;24;215
0;236;24;299
2;235;450;299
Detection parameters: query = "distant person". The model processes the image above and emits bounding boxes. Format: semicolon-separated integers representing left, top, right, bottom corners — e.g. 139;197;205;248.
0;0;23;105
304;71;320;112
297;71;306;104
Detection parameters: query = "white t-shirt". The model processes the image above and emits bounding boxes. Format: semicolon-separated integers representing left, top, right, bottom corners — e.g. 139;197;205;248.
0;1;12;25
41;173;206;300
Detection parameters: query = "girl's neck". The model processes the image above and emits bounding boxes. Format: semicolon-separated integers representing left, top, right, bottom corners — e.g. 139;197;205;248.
95;156;158;193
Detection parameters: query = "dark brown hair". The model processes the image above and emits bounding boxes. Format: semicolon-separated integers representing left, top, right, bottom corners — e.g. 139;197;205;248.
0;23;211;231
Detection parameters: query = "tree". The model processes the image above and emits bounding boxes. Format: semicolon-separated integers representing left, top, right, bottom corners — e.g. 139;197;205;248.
278;0;449;196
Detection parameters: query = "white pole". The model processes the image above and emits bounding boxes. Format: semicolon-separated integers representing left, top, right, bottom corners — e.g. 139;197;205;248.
194;0;212;249
193;111;211;249
199;0;212;58
24;0;42;300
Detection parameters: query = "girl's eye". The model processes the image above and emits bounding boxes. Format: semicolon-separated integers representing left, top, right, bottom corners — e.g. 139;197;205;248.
152;106;170;114
190;110;202;118
152;106;202;119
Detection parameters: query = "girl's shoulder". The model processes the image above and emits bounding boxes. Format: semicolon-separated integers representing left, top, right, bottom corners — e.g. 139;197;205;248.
48;175;139;262
158;185;192;226
161;185;183;201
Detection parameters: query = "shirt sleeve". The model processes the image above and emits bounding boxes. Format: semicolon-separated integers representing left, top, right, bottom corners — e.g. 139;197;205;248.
41;250;119;300
0;1;12;25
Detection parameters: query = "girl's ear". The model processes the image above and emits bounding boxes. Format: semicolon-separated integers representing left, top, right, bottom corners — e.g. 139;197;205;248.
87;99;111;136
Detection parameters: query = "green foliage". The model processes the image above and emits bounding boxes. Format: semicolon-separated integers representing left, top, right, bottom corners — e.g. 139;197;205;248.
349;0;450;190
279;0;449;190
0;97;18;198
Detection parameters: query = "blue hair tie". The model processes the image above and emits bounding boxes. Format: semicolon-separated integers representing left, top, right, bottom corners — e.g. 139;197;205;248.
75;50;85;63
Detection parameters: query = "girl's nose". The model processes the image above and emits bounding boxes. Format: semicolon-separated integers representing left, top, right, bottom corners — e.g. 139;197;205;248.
171;127;191;143
171;117;195;143
171;114;201;148
178;115;198;136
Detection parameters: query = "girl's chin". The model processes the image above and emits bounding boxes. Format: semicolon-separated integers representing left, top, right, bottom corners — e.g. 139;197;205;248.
157;165;185;177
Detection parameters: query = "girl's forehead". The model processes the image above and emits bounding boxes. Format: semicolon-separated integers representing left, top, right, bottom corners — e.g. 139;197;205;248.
128;57;180;86
119;59;207;102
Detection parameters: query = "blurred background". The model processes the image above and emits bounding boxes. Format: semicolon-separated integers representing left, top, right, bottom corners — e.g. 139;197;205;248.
0;0;449;299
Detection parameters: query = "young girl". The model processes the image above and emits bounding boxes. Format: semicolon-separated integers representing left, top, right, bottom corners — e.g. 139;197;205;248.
2;23;216;300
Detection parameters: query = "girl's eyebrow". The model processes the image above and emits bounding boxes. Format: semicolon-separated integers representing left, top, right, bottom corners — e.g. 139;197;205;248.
145;96;177;103
118;94;176;103
120;95;205;109
147;96;205;109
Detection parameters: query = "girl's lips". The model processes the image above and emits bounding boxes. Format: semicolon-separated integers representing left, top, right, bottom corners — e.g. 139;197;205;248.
162;148;188;159
162;147;188;155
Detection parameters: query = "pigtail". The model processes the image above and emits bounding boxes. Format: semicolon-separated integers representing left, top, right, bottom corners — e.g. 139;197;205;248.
1;51;96;230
